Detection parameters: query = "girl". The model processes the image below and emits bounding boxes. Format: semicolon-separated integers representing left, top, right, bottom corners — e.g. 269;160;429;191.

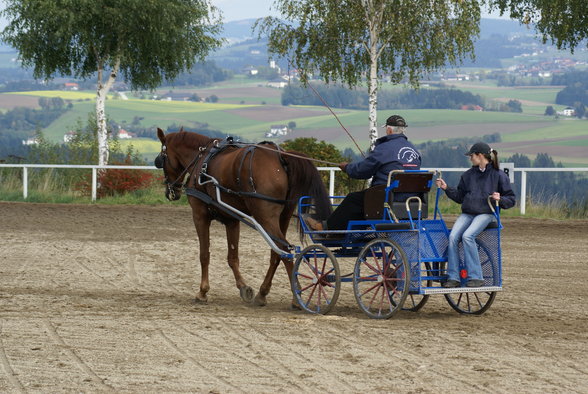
435;142;516;288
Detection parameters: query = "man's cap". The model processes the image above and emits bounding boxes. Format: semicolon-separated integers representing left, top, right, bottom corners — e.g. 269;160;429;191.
382;115;407;128
465;142;491;156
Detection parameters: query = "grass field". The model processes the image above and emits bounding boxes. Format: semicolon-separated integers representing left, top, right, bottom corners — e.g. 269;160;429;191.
2;81;588;166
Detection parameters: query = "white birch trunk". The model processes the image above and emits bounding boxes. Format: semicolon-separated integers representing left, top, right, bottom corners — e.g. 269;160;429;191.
363;0;382;152
367;48;379;151
96;58;120;166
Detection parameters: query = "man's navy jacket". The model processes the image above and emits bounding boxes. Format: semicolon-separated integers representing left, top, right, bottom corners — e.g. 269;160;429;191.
345;134;421;186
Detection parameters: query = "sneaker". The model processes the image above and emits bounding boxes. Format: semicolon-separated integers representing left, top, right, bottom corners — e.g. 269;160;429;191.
443;279;461;288
466;279;485;287
303;215;324;231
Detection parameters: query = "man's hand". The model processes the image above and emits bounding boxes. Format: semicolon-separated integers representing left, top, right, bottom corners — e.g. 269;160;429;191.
338;162;348;172
491;192;501;201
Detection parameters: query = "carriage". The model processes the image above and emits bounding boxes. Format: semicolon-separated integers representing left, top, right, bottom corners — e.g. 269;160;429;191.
156;130;504;317
291;170;504;319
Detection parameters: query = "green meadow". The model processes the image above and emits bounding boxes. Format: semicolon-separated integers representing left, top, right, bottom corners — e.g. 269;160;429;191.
2;80;588;166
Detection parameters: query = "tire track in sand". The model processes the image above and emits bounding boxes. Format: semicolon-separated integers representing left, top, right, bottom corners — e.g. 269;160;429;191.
157;328;244;393
0;322;26;393
177;323;305;391
206;315;359;392
43;320;114;391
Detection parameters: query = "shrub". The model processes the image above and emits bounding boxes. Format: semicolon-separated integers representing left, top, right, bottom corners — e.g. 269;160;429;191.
75;156;161;197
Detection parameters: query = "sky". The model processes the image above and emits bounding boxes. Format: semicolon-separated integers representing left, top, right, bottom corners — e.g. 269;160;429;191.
0;0;506;27
211;0;505;23
210;0;279;22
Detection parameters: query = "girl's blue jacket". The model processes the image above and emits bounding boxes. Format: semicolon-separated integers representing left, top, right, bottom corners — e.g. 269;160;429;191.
445;165;516;214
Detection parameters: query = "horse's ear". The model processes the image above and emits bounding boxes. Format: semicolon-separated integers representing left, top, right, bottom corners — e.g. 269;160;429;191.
157;128;166;144
179;126;185;133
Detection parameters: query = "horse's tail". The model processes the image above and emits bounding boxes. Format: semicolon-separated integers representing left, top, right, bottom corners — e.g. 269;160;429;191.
282;151;333;242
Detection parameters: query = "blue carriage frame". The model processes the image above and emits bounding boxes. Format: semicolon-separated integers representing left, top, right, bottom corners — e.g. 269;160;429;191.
292;170;503;318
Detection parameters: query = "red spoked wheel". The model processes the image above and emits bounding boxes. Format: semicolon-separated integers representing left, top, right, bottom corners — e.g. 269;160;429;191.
292;244;340;315
353;238;410;319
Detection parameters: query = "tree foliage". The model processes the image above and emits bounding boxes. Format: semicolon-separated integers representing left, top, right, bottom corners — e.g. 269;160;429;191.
256;0;481;147
1;0;223;89
1;0;223;165
280;137;364;194
489;0;588;51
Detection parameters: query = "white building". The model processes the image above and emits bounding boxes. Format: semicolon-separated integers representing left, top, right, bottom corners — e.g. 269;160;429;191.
63;131;76;143
22;137;39;146
265;125;288;138
557;107;575;117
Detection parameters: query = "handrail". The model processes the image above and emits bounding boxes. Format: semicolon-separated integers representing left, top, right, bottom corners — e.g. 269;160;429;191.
1;163;587;214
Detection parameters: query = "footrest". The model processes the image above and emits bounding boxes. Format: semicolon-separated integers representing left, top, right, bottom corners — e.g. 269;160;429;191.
422;286;502;295
374;222;412;231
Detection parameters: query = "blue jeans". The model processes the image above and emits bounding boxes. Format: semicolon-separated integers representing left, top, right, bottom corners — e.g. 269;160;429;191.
446;213;495;282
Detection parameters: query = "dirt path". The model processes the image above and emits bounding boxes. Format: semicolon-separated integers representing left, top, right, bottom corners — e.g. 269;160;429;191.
1;202;587;393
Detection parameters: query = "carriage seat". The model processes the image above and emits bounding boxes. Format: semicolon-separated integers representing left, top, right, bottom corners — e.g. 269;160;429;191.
363;171;434;221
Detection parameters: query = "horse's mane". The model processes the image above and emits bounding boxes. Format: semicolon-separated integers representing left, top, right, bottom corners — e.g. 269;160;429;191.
171;130;213;150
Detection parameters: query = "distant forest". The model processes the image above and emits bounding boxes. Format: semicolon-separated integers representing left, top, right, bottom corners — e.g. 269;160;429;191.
553;70;588;118
281;84;486;110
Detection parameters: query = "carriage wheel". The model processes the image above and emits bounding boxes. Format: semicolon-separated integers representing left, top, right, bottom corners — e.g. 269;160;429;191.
292;244;340;315
353;238;410;319
445;240;498;315
402;262;432;312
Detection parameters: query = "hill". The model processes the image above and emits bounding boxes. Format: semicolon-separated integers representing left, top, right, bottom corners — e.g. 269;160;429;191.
1;81;587;166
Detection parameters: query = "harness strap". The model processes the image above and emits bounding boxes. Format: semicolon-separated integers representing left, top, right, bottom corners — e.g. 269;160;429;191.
184;187;291;249
214;183;287;204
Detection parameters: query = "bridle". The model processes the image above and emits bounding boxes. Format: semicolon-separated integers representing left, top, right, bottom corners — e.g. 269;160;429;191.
154;144;202;200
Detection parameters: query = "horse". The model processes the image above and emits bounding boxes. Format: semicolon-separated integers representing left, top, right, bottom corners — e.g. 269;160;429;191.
154;128;332;307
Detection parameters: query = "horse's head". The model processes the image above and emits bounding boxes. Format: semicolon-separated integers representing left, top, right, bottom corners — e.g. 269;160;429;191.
155;128;185;201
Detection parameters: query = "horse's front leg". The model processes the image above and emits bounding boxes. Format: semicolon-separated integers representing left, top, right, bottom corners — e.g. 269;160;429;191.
225;220;254;303
191;205;211;302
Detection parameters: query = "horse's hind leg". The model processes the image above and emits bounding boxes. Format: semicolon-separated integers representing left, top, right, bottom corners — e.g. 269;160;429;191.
225;220;254;303
253;250;281;307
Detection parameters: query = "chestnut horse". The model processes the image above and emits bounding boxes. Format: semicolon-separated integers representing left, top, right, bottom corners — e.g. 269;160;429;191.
155;128;332;307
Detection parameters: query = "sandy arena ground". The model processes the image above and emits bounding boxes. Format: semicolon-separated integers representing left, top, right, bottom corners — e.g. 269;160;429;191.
1;202;587;393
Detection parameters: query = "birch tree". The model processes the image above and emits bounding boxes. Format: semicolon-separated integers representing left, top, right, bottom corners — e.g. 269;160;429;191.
256;0;480;149
1;0;222;166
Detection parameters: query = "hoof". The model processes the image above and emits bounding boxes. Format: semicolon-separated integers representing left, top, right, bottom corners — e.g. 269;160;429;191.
252;293;267;307
239;286;254;303
289;301;302;311
195;293;208;303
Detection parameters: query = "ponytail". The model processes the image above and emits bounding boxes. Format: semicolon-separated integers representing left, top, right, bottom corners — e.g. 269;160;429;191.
483;149;500;170
490;149;499;170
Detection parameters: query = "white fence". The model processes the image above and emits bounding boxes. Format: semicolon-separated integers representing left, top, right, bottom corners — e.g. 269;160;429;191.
1;163;587;215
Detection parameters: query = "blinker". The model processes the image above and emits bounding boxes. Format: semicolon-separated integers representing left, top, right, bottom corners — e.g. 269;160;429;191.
154;153;165;169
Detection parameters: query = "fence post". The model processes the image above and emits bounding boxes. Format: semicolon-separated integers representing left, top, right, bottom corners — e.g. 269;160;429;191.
23;167;28;199
520;171;527;215
329;169;335;196
92;168;97;202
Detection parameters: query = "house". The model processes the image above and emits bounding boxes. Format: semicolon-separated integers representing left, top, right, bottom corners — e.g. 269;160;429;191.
117;129;136;139
557;107;575;117
22;137;39;145
242;66;258;76
63;131;77;143
64;82;79;91
265;125;289;138
266;79;288;89
461;104;483;111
